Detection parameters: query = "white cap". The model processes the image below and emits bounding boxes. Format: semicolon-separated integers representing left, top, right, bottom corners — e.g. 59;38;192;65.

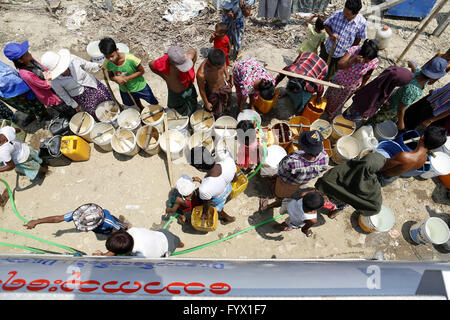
176;174;196;196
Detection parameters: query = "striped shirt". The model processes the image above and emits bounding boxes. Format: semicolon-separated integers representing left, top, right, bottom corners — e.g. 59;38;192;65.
64;209;120;234
428;83;450;116
324;10;367;58
277;150;329;186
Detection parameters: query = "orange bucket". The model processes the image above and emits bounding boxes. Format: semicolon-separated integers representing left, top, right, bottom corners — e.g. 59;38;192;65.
439;173;450;189
301;95;327;123
288;115;310;140
255;88;279;114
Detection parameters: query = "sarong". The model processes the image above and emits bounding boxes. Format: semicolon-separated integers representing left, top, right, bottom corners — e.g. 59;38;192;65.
167;83;198;117
211;183;232;212
258;0;292;21
72;79;112;121
206;83;232;116
15;147;42;180
222;15;245;53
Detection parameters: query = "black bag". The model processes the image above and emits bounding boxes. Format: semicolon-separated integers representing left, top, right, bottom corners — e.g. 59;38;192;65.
39;135;71;167
48;116;72;136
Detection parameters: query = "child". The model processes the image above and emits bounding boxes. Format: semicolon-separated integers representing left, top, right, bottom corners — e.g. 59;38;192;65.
99;37;158;111
277;190;324;237
210;22;231;67
297;14;326;56
166;175;201;224
236;120;262;170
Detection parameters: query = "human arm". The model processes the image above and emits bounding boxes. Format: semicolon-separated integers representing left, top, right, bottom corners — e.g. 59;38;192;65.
352;38;362;46
407;60;418;73
92;250;116;256
23;215;65;229
301;218;317;235
114;63;145;86
396;101;408;130
360;69;374;88
0;159;15;173
20;69;52;90
149;60;168;80
305;13;318;25
166;197;187;214
209;32;216;43
422;109;450;128
337;52;364;70
324;26;338;42
51;80;78;109
76;55;101;73
196;61;213;111
186;49;198;65
202;199;211;220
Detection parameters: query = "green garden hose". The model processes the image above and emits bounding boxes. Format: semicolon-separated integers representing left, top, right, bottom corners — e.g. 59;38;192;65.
0;242;46;254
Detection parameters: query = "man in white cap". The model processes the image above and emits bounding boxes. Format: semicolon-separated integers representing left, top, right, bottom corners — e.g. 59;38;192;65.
166;174;200;223
150;46;198;116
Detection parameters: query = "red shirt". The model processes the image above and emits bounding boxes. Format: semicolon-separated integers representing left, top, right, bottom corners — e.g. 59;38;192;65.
213;35;230;66
152;54;195;88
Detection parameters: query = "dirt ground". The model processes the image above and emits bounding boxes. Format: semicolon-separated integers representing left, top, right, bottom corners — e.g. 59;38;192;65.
0;0;449;261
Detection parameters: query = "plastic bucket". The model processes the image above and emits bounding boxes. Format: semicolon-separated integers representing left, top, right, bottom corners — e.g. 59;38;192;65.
420;151;450;179
95;101;120;127
254;88;279;114
310;119;332;139
260;145;287;177
394;130;420;151
90;122;115;152
432;136;450;155
439;173;450;189
375;140;403;159
213;116;237;141
358;205;395;233
111;128;140;157
136;125;160;156
410;217;450;245
159;129;186;160
352;125;378;153
86;41;129;64
271;122;292;151
288;115;310;140
188;131;214;154
190;110;214;136
140;105;165;133
331;114;356;142
69;112;96;143
331;136;360;164
166;109;189;135
401;156;431;178
301;95;327;123
374;120;398;141
117;108;141;133
237;109;261;125
215;137;238;161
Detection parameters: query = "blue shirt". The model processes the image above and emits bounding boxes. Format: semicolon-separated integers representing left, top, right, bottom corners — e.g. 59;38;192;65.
0;61;33;99
324;10;367;58
64;209;121;234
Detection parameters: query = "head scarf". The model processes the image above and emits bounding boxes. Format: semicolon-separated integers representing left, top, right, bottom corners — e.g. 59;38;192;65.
352;66;414;118
315;152;387;216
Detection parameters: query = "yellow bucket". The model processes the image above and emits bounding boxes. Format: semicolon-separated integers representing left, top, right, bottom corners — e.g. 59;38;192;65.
288;116;310;140
331;115;356;142
301;95;327;123
255;88;279;114
60;136;91;161
191;206;218;232
230;167;248;199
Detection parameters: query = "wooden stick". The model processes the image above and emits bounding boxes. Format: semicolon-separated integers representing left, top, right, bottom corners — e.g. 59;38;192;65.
266;67;345;89
163;112;174;188
327;40;336;66
403;137;420;144
102;69;124;112
334;121;355;130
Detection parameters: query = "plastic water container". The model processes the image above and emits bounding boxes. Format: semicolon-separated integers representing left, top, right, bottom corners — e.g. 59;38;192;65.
117;108;141;133
331;136;360;164
358;205;395;233
188;131;214;154
90;122;115;152
190;110;214;136
260;145;287;177
213;116;237;141
191;206;218;232
375;140;403;159
140;105;165;133
288;115;310;140
420;151;450;179
375;25;392;50
394;130;420;151
310;119;332;139
331;115;356;142
229;166;248;199
410;217;450;245
352;125;378;158
159;129;186;160
69;112;96;143
86;41;129;64
301;94;327;123
60;136;91;161
237;109;261;125
166;109;189;136
271;122;292;151
432;136;450;156
111;128;140;157
95;101;120;128
374;120;398;141
136;125;160;156
254;88;279;114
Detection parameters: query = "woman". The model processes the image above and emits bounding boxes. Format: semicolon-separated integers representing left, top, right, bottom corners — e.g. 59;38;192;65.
324;39;379;121
368;57;447;130
40;49;112;120
3;41;75;119
232;57;276;111
342;66;414;128
0;61;50;123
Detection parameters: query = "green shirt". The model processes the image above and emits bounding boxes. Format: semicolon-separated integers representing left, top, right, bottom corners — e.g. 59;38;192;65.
299;24;327;54
104;53;146;93
388;69;425;112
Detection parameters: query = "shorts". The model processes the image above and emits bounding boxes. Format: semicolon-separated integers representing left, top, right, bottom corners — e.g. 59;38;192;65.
120;84;158;107
376;173;399;187
158;229;181;256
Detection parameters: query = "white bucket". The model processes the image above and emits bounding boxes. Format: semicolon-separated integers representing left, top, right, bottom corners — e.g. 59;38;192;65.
69;112;96;143
432;136;450;156
358;205;395;233
237;109;261;125
159;129;186;160
86;41;129;64
141;105;165;133
136;125;160;155
374;120;398;141
331;114;355;142
95;101;120;127
215;137;238;161
420;152;450;179
260;145;287;177
117;108;141;132
310;119;332;139
331;136;360;164
166;109;190;135
111;128;140;157
190;109;214;136
410;217;450;245
188;131;214;154
90;122;115;152
213;116;237;141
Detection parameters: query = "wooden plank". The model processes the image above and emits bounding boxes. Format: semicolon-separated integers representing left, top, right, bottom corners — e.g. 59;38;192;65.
266;67;345;89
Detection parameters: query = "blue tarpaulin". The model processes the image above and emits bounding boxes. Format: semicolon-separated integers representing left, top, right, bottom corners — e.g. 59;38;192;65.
386;0;438;19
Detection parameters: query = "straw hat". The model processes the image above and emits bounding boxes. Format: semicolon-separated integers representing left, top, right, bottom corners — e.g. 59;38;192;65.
40;49;71;79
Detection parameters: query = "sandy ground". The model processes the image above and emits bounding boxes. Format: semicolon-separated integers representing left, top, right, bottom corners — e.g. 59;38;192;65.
0;0;449;261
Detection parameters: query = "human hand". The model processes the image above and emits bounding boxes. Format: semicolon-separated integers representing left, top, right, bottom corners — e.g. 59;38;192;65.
114;75;128;85
165;207;175;214
75;106;81;112
43;71;52;81
421;119;433;128
92;250;103;256
352;55;364;64
331;33;339;42
204;102;213;111
192;176;202;183
24;220;38;229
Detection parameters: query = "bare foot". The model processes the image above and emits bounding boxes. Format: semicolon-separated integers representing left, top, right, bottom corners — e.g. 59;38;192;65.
177;241;184;248
275;222;292;231
218;211;236;225
0;189;9;207
259;197;269;213
177;214;187;224
329;211;340;219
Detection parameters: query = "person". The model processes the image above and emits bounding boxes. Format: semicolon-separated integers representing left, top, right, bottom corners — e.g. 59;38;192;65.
403;83;450;132
150;46;198;117
376;126;447;187
319;0;367;81
292;0;329;14
23;203;129;235
276;189;324;237
189;146;237;225
314;152;386;219
209;22;231;67
297;14;326;56
236;120;262;170
410;48;450;84
40;49;112;120
196;49;233;117
0;126;48;183
259;130;329;212
3;41;76;118
220;0;255;60
166;175;201;224
258;0;292;24
324;39;379;121
274;52;328;113
93;227;184;258
232;57;276;111
99;37;158;111
0;61;50;123
342;66;414;128
368;57;447;131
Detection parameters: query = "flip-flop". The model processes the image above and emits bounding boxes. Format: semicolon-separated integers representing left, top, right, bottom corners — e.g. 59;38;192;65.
305;230;313;237
259;197;269;213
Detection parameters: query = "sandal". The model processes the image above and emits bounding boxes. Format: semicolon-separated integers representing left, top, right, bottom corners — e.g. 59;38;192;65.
329;211;340;219
259;197;269;213
305;230;313;237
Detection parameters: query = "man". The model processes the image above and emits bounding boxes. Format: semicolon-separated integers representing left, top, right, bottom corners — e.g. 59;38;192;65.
196;49;233;117
275;52;328;113
150;46;198;117
259;130;329;212
189;146;237;225
320;0;367;80
377;126;447;187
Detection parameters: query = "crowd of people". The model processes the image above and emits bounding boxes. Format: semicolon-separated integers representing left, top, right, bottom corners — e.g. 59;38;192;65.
0;0;448;258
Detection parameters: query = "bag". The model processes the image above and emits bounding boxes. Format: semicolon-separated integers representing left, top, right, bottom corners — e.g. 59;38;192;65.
39;135;71;167
48;116;71;136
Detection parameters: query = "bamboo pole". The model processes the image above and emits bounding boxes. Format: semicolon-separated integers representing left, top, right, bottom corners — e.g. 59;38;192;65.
266;67;345;89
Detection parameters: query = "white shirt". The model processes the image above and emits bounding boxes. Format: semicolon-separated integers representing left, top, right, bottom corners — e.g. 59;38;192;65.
199;156;236;200
0;126;30;164
282;199;317;229
51;54;101;108
128;227;169;258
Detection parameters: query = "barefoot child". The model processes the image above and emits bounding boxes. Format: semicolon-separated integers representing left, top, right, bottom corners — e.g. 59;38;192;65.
210;22;231;67
166;175;201;223
297;14;326;56
236;120;261;171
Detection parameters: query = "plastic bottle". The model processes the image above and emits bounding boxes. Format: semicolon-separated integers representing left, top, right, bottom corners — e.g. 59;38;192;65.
375;25;392;50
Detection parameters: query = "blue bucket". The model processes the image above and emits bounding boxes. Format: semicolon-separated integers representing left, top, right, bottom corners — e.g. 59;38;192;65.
394;130;420;151
376;140;403;158
401;156;431;177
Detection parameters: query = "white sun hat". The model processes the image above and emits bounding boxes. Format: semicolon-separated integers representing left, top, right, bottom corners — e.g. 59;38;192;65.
40;48;71;79
175;174;196;197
